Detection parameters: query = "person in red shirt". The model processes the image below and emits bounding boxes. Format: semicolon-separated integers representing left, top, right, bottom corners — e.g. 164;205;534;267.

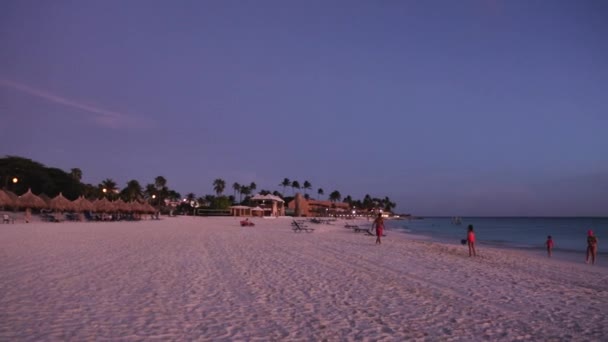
546;235;554;257
467;224;477;257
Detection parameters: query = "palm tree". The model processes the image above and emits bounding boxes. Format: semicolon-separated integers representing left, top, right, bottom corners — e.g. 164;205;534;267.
272;190;282;198
232;182;240;200
344;195;353;206
186;192;196;203
154;176;167;190
240;185;252;202
291;180;300;194
144;184;156;200
121;179;143;201
168;190;181;202
249;182;257;194
204;195;215;206
363;194;373;209
280;178;290;196
70;168;82;182
329;190;341;202
100;179;117;199
82;183;98;199
304;193;310;200
317;188;324;200
303;181;312;195
383;196;396;213
213;178;226;196
150;176;167;205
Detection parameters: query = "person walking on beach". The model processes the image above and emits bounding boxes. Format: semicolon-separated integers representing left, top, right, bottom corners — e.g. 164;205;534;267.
373;213;384;244
546;235;554;257
467;225;477;257
586;230;598;265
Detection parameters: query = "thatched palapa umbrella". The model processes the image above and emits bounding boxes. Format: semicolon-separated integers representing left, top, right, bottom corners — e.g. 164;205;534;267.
39;193;52;207
17;189;47;223
113;198;127;212
0;189;14;207
3;190;18;207
144;203;156;214
17;189;47;209
123;200;142;219
94;197;115;213
134;201;149;215
72;196;94;212
127;201;144;213
72;196;94;221
50;192;73;212
123;201;134;212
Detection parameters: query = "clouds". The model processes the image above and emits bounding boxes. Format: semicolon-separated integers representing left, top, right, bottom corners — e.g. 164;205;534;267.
0;79;151;129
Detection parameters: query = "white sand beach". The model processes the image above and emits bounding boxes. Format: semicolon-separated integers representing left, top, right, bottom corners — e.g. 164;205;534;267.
1;217;607;341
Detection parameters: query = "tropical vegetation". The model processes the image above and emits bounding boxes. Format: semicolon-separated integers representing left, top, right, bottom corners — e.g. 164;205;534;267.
0;156;399;215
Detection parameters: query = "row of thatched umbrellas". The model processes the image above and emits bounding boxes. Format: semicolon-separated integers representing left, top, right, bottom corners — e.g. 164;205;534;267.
0;188;156;213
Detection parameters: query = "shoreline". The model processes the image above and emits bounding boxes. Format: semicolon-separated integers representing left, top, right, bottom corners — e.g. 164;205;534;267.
388;227;608;268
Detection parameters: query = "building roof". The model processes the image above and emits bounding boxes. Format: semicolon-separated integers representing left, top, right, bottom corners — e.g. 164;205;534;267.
250;194;285;203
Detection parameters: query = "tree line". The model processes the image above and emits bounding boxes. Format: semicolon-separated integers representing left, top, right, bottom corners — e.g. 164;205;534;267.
0;156;397;213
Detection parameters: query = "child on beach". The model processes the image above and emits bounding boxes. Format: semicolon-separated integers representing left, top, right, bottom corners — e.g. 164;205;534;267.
467;225;476;257
586;230;598;265
546;235;554;257
373;213;384;245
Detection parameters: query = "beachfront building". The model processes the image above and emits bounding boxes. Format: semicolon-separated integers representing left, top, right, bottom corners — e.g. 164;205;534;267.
288;193;351;217
249;194;285;217
229;205;251;217
229;205;266;217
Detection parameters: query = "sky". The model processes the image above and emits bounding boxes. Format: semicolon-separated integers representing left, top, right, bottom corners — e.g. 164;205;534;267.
0;0;607;216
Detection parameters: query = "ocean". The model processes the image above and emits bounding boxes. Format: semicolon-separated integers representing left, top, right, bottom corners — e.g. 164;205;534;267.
388;217;608;265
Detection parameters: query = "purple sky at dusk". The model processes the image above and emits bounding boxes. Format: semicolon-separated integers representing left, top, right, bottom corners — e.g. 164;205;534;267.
1;1;607;216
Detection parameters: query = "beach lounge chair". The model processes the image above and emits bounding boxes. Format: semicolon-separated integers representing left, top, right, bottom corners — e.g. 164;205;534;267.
344;223;358;229
345;223;378;236
40;213;58;222
292;220;314;233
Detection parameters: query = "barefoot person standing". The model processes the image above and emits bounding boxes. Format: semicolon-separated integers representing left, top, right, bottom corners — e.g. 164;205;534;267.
546;235;554;257
586;230;598;265
467;225;477;257
373;213;384;245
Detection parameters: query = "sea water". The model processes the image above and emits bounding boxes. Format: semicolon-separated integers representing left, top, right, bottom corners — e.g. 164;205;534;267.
389;217;608;264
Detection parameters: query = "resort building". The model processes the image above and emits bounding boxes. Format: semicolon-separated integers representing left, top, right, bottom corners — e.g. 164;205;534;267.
287;193;351;217
229;205;265;217
243;194;285;217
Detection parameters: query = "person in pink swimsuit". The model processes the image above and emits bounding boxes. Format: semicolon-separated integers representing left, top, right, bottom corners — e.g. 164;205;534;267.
467;224;477;257
373;213;384;245
546;235;554;257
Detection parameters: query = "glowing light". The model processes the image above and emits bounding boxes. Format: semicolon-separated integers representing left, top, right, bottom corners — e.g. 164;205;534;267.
12;177;18;184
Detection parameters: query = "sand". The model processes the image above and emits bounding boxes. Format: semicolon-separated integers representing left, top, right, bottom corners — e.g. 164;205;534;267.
1;216;607;341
